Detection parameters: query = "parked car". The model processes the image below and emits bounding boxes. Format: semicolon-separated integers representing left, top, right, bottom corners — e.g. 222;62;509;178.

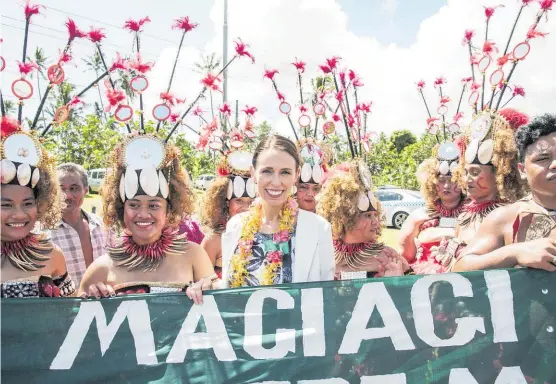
194;174;216;190
87;168;108;193
375;188;424;229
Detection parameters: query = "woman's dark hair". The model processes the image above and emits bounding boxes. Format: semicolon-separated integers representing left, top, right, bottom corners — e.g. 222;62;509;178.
516;113;556;162
252;134;300;169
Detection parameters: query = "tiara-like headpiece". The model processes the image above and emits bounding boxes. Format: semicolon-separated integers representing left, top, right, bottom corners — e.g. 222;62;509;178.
217;150;256;200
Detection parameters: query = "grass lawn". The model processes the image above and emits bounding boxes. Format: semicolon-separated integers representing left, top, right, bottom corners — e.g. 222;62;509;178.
83;192;401;248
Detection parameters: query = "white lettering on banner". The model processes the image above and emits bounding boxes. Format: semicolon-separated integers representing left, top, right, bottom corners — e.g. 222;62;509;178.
412;274;485;347
338;282;416;353
244;289;297;359
361;373;407;383
166;296;236;362
484;270;518;343
50;300;157;370
449;366;527;384
301;288;326;357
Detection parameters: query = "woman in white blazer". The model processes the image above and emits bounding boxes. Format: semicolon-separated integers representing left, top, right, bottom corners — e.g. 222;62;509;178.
188;135;334;299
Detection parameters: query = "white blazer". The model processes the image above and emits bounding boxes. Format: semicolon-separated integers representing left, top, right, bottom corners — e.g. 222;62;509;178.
220;209;335;288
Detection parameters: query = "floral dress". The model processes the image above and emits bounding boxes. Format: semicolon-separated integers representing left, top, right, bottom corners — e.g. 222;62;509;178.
239;232;294;287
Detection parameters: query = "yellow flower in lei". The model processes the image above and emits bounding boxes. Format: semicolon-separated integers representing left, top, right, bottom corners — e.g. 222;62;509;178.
228;196;299;288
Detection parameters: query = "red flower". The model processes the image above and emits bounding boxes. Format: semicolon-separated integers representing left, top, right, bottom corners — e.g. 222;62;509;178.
427;117;439;126
242;105;257;117
58;50;72;64
169;112;180;123
326;56;341;71
521;0;534;4
273;230;289;243
434;77;446;87
263;68;279;80
482;40;498;55
172;16;198;32
292;58;306;73
193;106;204;116
160;92;179;106
416;80;425;89
512;85;526;97
234;38;255;63
462;29;475;45
332;114;341;122
527;25;548;39
461;77;473;84
299;105;308;113
88;28;106;43
266;250;283;263
197;133;210;150
339;70;346;84
538;0;555;11
217;164;230;177
110;53;127;71
105;88;125;111
68;96;84;109
356;102;372;113
440;96;451;104
347;113;356;128
470;53;481;65
319;64;332;74
471;82;481;91
17;61;37;76
219;103;232;116
1;116;21;137
66;18;87;42
484;5;504;19
276;90;286;102
23;0;42;20
128;54;154;73
123;17;151;32
201;73;222;92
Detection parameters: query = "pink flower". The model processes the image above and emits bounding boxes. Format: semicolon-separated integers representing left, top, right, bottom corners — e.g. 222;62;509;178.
497;54;512;66
219;103;232;116
292;58;306;73
172;16;198;32
416;80;425;89
239;240;254;249
440;96;451;104
242;105;257;117
88;28;106;43
512;85;526;97
128;54;154;73
123;17;151;32
234;38;255;63
287;198;298;210
347;113;356;128
110;53;127;71
105;88;125;111
17;61;37;76
276;90;286;102
434;77;446;87
272;230;289;243
266;250;283;264
319;64;332;74
66;18;87;42
462;29;475;45
326;56;341;71
453;112;464;122
169;113;180;123
263;69;279;80
427;117;439;126
332;114;341;122
471;82;481;91
68;96;84;109
193;106;204;116
201;73;222;92
538;0;555;11
482;40;498;55
23;0;42;20
58;50;72;64
527;25;548;39
461;77;473;84
484;5;504;19
299;105;308;113
160;92;179;106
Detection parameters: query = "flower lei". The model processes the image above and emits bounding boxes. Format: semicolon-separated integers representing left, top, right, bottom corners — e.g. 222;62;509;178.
229;196;299;288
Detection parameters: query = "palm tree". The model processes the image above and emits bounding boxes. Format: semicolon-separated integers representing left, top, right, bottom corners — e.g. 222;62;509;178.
45;81;77;122
27;47;48;126
2;99;17;115
83;52;107;121
194;53;222;118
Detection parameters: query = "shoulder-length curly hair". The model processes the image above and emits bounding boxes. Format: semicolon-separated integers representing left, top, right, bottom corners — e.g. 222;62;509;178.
417;157;465;210
35;152;64;229
101;142;195;231
456;125;526;203
200;176;229;233
317;163;384;240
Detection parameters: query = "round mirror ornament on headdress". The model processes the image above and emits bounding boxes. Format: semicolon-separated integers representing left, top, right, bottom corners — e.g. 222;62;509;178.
436;141;460;176
224;151;256;200
118;135;170;202
1;119;44;189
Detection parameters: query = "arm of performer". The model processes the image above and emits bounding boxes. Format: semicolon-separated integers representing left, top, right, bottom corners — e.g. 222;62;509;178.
186;243;219;305
398;208;428;262
200;232;221;267
50;245;77;297
452;206;556;272
78;256;114;298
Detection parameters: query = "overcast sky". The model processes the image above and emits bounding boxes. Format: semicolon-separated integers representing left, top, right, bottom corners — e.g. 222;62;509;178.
1;0;555;141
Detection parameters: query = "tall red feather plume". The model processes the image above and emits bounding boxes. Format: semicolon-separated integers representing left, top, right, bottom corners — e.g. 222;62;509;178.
123;17;151;32
172;16;198;32
17;61;38;76
1;116;21;137
201;73;222;92
292;58;306;73
23;0;42;20
128;54;154;73
453;135;466;158
263;69;279;80
66;19;87;42
234;38;255;63
499;108;530;130
110;53;127;71
88;28;106;43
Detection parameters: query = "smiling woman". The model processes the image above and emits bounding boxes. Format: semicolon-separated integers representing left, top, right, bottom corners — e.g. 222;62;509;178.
216;135;335;289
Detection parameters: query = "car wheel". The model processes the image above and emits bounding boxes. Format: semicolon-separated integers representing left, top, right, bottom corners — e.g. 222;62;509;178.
393;211;408;229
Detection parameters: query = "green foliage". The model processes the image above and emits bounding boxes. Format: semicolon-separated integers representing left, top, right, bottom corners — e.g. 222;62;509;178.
244;121;273;152
390;130;417;153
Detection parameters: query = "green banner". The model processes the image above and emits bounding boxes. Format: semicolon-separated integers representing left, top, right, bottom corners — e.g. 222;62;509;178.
2;269;555;383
